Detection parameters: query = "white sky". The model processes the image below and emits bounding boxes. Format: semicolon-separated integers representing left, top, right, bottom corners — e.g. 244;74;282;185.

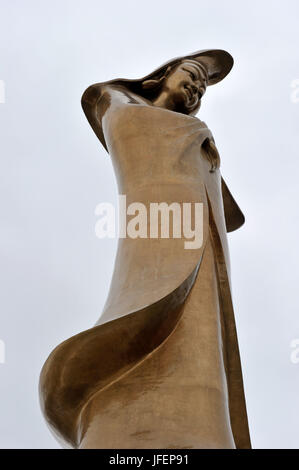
0;0;298;448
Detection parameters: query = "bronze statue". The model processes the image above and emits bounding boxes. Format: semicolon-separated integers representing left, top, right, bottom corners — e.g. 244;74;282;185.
39;49;251;449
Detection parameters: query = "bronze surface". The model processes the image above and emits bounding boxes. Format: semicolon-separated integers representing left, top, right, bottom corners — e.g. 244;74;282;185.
39;49;251;449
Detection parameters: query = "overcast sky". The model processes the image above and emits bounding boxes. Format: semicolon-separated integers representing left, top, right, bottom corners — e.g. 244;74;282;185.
0;0;299;448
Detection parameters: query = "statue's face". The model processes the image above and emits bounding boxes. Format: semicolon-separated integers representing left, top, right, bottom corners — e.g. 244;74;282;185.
159;60;208;113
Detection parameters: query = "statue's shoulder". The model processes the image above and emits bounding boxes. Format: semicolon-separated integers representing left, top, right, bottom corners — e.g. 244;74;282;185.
81;83;151;151
82;83;147;115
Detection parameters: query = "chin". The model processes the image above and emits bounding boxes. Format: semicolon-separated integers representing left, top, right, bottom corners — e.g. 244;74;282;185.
173;93;200;115
188;100;201;115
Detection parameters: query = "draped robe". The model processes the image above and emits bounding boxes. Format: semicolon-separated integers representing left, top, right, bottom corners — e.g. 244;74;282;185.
39;96;251;449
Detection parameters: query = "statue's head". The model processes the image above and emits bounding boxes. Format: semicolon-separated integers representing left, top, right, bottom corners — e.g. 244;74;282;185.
111;49;234;116
142;59;209;114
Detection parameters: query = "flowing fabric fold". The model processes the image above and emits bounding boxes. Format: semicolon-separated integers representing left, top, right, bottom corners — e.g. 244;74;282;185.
39;258;203;448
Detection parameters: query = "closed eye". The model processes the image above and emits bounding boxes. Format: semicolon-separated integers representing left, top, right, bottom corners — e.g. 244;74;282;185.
182;67;196;81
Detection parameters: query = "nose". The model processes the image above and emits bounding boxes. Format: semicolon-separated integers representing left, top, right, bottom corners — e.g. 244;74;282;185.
190;82;205;99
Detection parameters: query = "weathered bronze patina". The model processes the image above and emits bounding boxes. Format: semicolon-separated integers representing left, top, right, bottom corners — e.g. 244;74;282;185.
39;49;251;449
